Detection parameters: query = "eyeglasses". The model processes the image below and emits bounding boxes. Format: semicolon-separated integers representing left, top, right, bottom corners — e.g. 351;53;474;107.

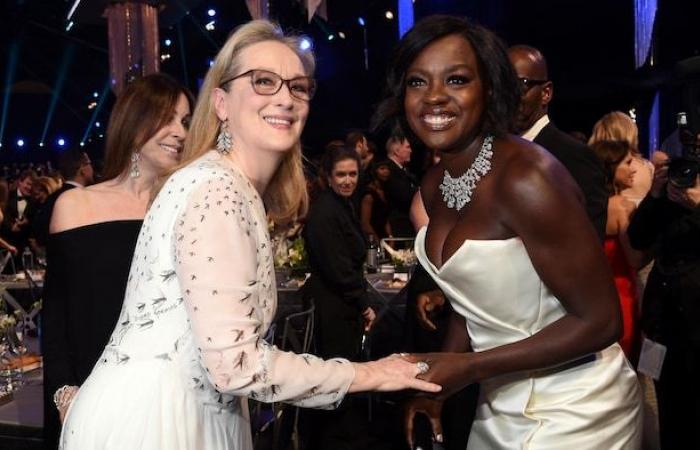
518;77;549;93
219;69;316;101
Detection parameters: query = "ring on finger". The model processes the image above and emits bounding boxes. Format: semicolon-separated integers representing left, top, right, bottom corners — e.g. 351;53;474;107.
416;361;429;375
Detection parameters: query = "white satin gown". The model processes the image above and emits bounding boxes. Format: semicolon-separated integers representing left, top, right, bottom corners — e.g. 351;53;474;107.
415;228;642;449
59;151;355;450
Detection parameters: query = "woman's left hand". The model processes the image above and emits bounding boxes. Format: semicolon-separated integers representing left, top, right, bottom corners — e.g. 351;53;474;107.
404;352;475;400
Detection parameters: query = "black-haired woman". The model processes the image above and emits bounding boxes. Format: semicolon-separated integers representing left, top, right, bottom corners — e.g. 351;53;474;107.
374;15;642;449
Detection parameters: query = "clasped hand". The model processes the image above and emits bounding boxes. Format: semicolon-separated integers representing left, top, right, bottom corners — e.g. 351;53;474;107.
402;352;475;448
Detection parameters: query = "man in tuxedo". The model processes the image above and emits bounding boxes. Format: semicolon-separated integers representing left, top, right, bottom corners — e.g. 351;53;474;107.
2;169;36;253
33;149;94;246
508;45;608;241
384;132;417;238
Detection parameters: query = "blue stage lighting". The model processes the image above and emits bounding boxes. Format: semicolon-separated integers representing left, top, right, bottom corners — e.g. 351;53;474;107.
327;34;335;41
95;121;101;128
207;9;216;17
358;17;366;26
17;138;24;147
299;37;312;51
79;142;85;147
57;138;66;147
164;39;172;47
39;142;44;147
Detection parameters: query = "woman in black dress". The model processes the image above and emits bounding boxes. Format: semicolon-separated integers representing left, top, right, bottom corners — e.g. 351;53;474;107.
360;159;392;241
41;73;193;449
302;146;377;449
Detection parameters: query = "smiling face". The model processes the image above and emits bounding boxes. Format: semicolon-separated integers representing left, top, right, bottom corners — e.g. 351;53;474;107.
214;41;310;157
328;158;359;198
403;34;485;155
614;151;637;190
139;93;190;174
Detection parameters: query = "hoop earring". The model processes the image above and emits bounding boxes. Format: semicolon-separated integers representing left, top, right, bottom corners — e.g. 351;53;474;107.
129;152;141;178
216;119;232;154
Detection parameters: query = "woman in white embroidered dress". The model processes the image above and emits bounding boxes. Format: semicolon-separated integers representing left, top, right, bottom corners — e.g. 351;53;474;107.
58;20;440;450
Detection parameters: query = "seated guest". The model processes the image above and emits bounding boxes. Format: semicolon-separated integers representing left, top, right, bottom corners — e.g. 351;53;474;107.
384;131;417;237
360;159;392;240
41;73;193;449
0;179;17;255
1;169;36;254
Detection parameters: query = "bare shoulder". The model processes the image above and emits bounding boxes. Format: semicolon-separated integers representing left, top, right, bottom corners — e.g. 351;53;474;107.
50;180;125;234
491;135;587;233
495;135;580;202
50;188;92;233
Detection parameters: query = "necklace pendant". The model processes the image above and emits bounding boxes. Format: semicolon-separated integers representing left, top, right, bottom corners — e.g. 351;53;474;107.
439;135;494;211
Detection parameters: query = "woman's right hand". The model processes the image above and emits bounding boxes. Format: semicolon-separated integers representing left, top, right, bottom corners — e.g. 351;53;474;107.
349;354;442;394
404;396;444;449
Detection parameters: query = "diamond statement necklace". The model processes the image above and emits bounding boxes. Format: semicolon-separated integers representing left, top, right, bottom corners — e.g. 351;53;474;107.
438;134;494;211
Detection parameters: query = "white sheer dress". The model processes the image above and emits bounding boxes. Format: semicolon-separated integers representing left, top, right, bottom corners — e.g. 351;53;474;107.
59;151;354;450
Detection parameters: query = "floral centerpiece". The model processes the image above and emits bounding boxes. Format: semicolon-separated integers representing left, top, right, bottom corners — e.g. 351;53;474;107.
0;314;15;333
270;220;309;279
381;240;417;272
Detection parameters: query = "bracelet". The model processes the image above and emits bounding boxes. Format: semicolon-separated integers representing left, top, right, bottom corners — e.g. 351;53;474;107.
53;385;78;409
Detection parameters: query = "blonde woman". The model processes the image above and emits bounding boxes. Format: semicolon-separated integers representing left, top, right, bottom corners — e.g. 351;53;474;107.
58;20;439;450
589;111;654;204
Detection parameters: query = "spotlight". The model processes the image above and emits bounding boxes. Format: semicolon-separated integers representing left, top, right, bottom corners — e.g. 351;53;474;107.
39;142;44;147
92;91;99;98
65;21;74;32
79;142;85;147
88;102;97;109
205;20;215;31
338;32;346;39
16;138;24;147
357;17;366;26
95;121;101;128
164;39;172;47
99;134;104;138
57;138;66;147
327;34;335;41
299;37;313;51
207;9;216;17
385;11;394;20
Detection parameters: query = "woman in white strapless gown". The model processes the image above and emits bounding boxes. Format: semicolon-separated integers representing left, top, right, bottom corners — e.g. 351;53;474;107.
58;20;440;450
373;15;642;449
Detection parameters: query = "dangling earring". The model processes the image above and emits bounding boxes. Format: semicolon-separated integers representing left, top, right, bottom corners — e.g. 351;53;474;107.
129;152;141;178
216;119;232;154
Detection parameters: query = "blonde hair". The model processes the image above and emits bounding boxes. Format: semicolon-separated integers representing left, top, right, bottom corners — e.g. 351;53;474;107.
159;20;313;225
588;111;639;151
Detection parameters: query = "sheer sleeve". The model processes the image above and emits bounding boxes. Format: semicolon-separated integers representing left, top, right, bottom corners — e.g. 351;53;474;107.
173;178;354;408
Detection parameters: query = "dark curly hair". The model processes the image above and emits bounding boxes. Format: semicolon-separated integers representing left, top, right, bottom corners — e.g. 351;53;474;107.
372;15;519;141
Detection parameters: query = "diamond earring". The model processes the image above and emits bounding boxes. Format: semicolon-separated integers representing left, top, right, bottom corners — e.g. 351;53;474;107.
216;119;232;154
129;152;141;178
